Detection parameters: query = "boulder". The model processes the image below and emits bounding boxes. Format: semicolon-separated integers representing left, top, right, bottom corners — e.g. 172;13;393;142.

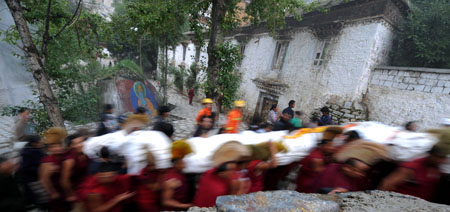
336;191;450;212
215;190;340;212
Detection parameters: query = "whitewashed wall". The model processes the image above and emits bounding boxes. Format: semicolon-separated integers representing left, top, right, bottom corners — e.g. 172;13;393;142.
367;67;450;128
239;20;394;116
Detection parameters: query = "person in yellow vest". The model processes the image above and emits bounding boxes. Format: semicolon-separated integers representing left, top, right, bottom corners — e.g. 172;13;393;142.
196;98;214;125
224;100;246;134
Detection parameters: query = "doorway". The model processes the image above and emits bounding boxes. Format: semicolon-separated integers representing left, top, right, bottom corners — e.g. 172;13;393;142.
253;92;278;124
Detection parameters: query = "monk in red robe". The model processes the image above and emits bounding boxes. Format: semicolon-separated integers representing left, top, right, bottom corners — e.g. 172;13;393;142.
312;158;370;194
61;130;90;204
135;152;161;212
39;128;70;212
296;127;342;193
379;144;448;201
83;162;135;212
247;142;278;193
194;141;250;207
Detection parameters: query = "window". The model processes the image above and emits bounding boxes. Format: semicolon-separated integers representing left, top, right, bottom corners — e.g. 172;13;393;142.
182;44;188;61
313;40;329;66
238;44;246;66
271;41;289;70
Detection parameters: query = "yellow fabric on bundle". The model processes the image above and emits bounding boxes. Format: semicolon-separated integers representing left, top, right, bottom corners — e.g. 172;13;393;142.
42;127;68;145
171;139;193;159
283;126;328;139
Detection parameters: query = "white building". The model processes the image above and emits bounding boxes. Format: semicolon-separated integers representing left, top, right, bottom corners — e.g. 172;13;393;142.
167;0;434;126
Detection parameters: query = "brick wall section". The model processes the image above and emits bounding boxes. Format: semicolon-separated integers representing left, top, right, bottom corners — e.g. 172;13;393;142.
370;66;450;94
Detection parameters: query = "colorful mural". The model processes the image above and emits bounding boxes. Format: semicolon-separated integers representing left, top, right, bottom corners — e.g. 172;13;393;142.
130;81;158;117
115;79;159;118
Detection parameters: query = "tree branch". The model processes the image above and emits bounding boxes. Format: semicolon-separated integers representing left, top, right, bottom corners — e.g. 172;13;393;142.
52;0;83;40
40;0;52;58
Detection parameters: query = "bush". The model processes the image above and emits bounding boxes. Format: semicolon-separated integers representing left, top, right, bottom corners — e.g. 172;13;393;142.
391;0;450;68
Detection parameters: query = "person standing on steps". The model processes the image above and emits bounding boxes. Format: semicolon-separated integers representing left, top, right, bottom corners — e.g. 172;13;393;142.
188;88;195;105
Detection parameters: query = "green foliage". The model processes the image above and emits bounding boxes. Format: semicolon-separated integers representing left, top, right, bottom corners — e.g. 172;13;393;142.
203;42;243;110
1;0;116;131
169;65;187;92
1;101;52;134
246;0;318;35
185;63;202;91
391;0;450;68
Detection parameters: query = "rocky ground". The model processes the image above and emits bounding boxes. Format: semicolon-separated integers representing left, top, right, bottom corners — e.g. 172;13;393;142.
188;190;450;212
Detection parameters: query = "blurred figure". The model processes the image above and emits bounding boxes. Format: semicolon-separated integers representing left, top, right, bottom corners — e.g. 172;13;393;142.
161;140;194;211
83;162;135;212
0;157;26;212
136;151;160;212
16;135;46;208
39;127;70;212
61;129;90;207
153;121;175;139
194;141;250;207
193;116;214;138
319;106;332;126
14;108;35;141
313;158;370;194
335;130;361;153
135;106;147;115
247;142;279;193
290;111;304;129
188;88;195;105
224;100;246;134
405;121;418;132
267;104;280;124
282;100;295;118
296;127;342;193
256;122;273;133
304;116;320;128
153;106;170;124
440;118;450;128
273;113;295;131
379;144;448;202
196;98;215;125
97;104;117;136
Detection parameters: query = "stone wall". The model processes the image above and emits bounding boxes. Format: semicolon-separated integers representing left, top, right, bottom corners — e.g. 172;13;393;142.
367;66;450;128
320;98;367;125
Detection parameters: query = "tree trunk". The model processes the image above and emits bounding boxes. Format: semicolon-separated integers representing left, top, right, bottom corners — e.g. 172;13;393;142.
163;45;169;105
5;0;65;128
206;0;226;116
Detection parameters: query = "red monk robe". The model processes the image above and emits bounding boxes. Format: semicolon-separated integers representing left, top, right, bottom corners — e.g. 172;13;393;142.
136;167;160;212
247;160;265;193
394;157;441;201
82;175;132;212
41;154;71;212
312;163;365;193
160;168;190;211
296;148;329;193
193;168;236;207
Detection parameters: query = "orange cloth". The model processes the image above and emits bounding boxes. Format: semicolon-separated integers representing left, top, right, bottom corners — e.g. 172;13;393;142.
224;109;242;134
196;108;212;123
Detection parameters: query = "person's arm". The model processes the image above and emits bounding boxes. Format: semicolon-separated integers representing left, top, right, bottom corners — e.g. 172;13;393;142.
85;192;135;212
379;167;412;191
39;163;59;199
161;179;192;209
61;158;76;201
255;142;278;171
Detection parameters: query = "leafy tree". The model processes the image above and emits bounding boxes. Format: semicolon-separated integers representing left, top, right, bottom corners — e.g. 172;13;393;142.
3;0;112;130
183;0;317;112
391;0;450;68
120;0;189;104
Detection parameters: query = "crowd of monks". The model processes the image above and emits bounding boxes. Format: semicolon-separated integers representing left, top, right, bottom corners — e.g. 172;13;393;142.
1;99;449;212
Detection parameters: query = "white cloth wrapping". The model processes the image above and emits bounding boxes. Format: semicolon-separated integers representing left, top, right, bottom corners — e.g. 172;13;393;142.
83;122;440;174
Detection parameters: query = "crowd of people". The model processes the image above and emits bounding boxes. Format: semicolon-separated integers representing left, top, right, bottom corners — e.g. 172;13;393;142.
1;99;450;212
